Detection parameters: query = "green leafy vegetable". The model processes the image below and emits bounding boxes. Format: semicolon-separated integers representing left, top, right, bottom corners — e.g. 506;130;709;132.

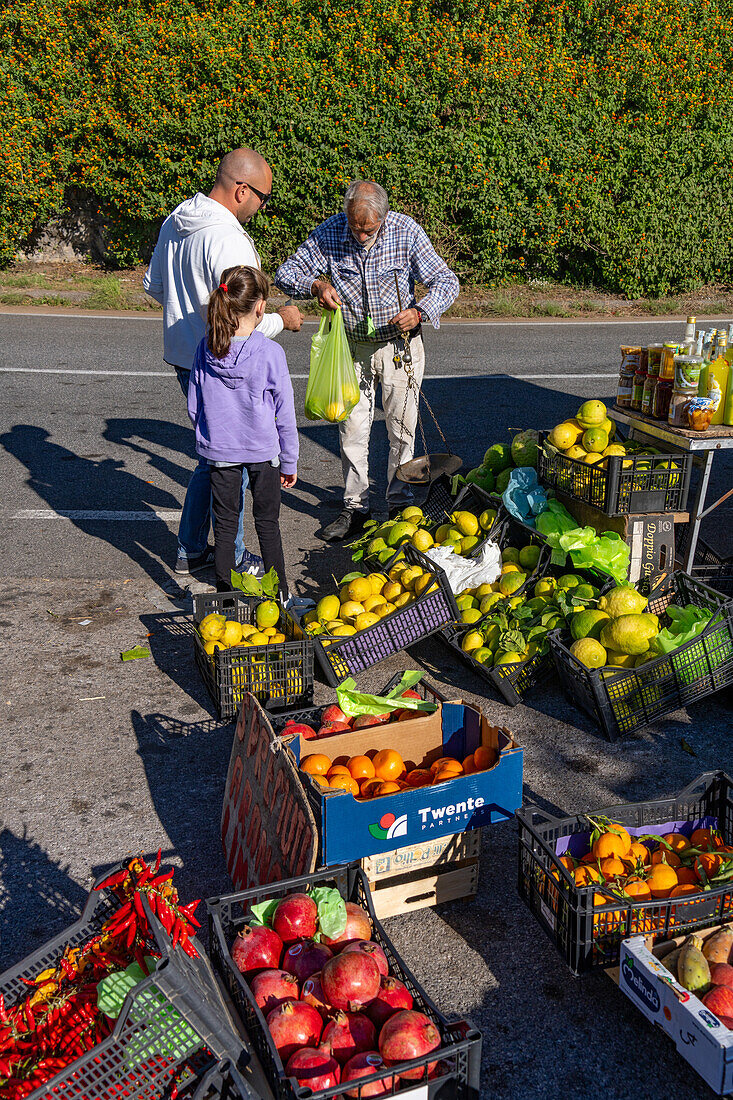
250;899;280;927
311;886;347;941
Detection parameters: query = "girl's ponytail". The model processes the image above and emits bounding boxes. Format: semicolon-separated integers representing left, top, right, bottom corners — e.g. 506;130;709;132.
207;265;272;358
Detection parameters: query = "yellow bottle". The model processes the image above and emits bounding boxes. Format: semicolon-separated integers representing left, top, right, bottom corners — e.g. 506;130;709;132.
707;330;730;425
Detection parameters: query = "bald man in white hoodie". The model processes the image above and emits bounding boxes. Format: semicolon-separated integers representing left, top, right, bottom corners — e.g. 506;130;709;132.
144;148;302;576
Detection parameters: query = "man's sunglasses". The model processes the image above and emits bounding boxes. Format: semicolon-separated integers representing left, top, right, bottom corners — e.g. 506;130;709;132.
236;181;271;209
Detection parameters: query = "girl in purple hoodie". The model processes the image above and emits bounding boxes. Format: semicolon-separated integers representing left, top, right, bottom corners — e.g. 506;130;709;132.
188;265;298;593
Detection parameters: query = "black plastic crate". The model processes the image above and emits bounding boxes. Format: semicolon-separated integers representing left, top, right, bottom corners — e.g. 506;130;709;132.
307;546;460;687
421;473;460;522
675;529;733;599
517;771;733;975
193;591;314;720
537;431;693;516
439;620;555;707
0;868;252;1100
207;865;481;1100
549;571;733;740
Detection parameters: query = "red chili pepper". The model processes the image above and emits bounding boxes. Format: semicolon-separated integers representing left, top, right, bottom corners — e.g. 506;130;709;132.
171;918;182;949
180;938;198;958
179;901;201;927
153;848;162;874
23;1001;35;1030
0;995;7;1025
132;891;145;922
148;892;159;917
157;899;174;934
59;956;75;982
148;870;174;888
94;868;129;892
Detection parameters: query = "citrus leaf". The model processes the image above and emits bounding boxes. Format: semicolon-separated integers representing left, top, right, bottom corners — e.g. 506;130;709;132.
231;570;263;596
260;568;280;599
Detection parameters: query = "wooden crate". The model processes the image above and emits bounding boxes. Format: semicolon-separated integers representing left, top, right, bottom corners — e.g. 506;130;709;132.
361;831;481;919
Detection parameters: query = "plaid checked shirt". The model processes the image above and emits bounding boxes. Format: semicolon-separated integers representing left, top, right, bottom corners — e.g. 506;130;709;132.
275;211;459;342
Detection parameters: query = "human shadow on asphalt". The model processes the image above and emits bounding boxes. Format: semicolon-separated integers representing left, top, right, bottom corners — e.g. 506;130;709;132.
0;425;178;585
129;710;235;907
0;828;89;969
104;417;197;491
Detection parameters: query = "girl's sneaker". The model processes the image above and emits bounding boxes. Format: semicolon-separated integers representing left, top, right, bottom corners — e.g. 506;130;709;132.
235;549;264;576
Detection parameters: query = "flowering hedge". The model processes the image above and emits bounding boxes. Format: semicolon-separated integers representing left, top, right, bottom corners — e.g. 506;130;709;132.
2;0;732;295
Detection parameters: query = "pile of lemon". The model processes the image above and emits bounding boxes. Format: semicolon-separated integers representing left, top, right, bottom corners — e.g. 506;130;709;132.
546;400;626;467
358;504;496;567
456;543;543;627
198;600;284;656
568;585;659;671
303;563;439;642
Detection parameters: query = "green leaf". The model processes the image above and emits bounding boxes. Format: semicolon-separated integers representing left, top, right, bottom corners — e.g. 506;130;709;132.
121;646;150;661
498;628;525;653
250;899;280;927
351;549;364;561
230;570;263;596
260;568;280;599
339;571;364;584
311;886;347;941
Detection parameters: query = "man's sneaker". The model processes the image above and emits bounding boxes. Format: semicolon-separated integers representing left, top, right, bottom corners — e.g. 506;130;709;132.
174;547;214;575
283;594;316;617
321;509;372;542
235;549;264;576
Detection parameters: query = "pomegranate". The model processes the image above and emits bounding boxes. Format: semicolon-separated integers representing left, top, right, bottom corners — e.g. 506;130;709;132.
365;976;414;1029
250;969;299;1014
231;924;283;975
321;951;381;1011
266;1000;323;1062
285;1046;340;1089
379;1010;441;1080
284;722;318;740
282;939;333;983
396;709;417;721
342;1052;394;1097
402;689;421;700
322;1010;377;1065
317;722;350;736
342;941;389;977
352;714;382;729
301;971;333;1019
321;704;349;725
272;893;317;944
710;963;733;990
322;902;372;952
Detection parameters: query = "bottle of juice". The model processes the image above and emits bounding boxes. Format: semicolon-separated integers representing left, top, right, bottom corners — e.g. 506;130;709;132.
705;330;730;425
723;328;733;425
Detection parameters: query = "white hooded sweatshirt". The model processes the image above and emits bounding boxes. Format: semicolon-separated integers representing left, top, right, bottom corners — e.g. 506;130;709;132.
143;193;283;370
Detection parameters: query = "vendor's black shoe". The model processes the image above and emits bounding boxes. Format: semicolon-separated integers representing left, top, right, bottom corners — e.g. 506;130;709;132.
174;547;214;575
321;508;372;542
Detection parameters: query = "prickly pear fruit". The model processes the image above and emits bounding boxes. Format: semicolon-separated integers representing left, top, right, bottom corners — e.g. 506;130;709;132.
702;927;733;966
710;963;733;990
678;935;711;994
661;947;682;979
703;984;733;1019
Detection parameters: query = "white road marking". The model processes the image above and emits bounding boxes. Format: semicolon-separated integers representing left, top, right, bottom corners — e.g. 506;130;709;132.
12;509;182;521
0;366;618;380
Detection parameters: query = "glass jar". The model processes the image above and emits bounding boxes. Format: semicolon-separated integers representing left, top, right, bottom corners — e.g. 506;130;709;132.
653;378;673;420
668;391;693;428
660;343;680;381
641;373;658;417
673;353;702;392
631;367;647;411
647;344;664;376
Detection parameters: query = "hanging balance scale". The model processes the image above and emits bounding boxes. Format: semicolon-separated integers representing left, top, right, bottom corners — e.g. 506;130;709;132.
391;274;462;484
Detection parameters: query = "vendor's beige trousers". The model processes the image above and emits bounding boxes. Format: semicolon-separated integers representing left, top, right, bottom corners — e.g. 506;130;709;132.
339;335;425;511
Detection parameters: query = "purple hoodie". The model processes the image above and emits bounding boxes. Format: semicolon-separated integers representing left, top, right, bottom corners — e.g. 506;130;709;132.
187;330;298;473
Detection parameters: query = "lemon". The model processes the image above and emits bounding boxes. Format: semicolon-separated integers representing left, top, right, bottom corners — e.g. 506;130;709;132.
414;574;438;597
411;529;434;552
400;566;423;590
388;562;408;582
534;577;556;598
482;622;501;648
262;626;277;637
303;609;318;626
367;537;388;556
479;593;503;614
326;619;344;630
271;631;287;644
378;602;396;617
597;585;648;617
570;609;610;641
494;651;524;667
199;613;226;641
548;421;584;450
386;521;417;547
576;399;607;428
393;592;413;608
367;573;387;596
354;611;380;631
600;614;658;656
557;574;581;590
566;445;588;461
599;416;616;441
474;583;495;599
204;638;228;655
219;620;242;646
456;594;478;610
473;647;493;664
573;584;599;600
518;545;541;570
479;509;497;531
340;600;365;622
451;510;480;537
378;547;396;564
382;581;403;603
249;631;270;645
582;427;609;453
401;506;424;523
584;452;604;465
499;572;526;596
603;444;626;458
363;594;387;613
434;523;452;544
461;608;482;624
256;600;280;630
462;630;484;653
501;562;521;574
461;535;480;555
570;637;607;669
324;402;347;421
442;528;463;546
333;624;357;636
502;546;520;563
526;596;547;611
605;649;637;667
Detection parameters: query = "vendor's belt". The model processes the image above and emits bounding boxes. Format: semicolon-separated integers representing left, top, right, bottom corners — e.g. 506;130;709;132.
349;324;422;345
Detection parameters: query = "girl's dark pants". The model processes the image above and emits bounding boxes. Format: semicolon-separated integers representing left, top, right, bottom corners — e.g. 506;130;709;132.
209;462;287;594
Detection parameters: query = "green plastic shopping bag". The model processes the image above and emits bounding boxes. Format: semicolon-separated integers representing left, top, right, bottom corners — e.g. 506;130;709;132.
304;307;360;422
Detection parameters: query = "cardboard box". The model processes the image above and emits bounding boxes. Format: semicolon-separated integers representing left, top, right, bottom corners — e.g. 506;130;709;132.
284;699;523;866
618;926;733;1095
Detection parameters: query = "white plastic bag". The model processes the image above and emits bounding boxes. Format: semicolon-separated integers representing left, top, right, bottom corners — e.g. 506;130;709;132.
425;540;501;595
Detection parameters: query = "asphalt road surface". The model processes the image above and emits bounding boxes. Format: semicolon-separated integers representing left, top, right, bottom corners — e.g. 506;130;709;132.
1;311;732;1100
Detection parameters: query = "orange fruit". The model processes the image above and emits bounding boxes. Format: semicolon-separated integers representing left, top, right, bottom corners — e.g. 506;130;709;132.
373;749;406;781
592;828;631;861
429;756;459;774
695;852;724;880
627;842;651;867
301;754;331;776
433;768;460;785
647;863;678;898
433;760;463;777
327;764;351;780
347;756;375;781
328;773;359;795
580;851;598;864
651;848;681;868
621;878;652;901
599;856;626;879
662;832;691;853
462;754;477;775
311;774;330;788
359;777;382;798
404;768;432;787
373;780;401;796
691;828;721;850
473;745;497;770
670;883;699;897
559;854;575;873
574;865;601;886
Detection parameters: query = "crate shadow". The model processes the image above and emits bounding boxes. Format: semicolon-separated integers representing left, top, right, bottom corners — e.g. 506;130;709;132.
141;610;218;718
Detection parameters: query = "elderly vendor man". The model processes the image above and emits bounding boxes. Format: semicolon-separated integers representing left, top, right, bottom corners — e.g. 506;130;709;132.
276;180;459;541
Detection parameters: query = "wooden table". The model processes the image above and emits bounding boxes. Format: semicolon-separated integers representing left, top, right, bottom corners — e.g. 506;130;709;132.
610;406;733;571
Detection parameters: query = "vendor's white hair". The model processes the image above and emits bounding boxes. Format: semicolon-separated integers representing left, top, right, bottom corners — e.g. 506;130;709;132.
343;181;389;220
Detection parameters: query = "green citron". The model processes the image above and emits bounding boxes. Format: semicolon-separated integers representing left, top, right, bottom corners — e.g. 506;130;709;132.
557;574;581;590
570;609;610;641
483;442;513;473
256;600;280;630
494;651;524;667
573;584;599;601
581;426;609;453
600;614;658;656
576;399;607;428
316;594;341;622
461;608;483;624
570;637;607;669
479;593;503;614
518;544;541;570
456;594;478;611
479;509;497;531
401;506;424;523
386;521;417;547
367;537;388;555
598;585;648;617
434;523;452;544
495;468;512;494
534;577;556;598
473;646;493;665
482;622;501;648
